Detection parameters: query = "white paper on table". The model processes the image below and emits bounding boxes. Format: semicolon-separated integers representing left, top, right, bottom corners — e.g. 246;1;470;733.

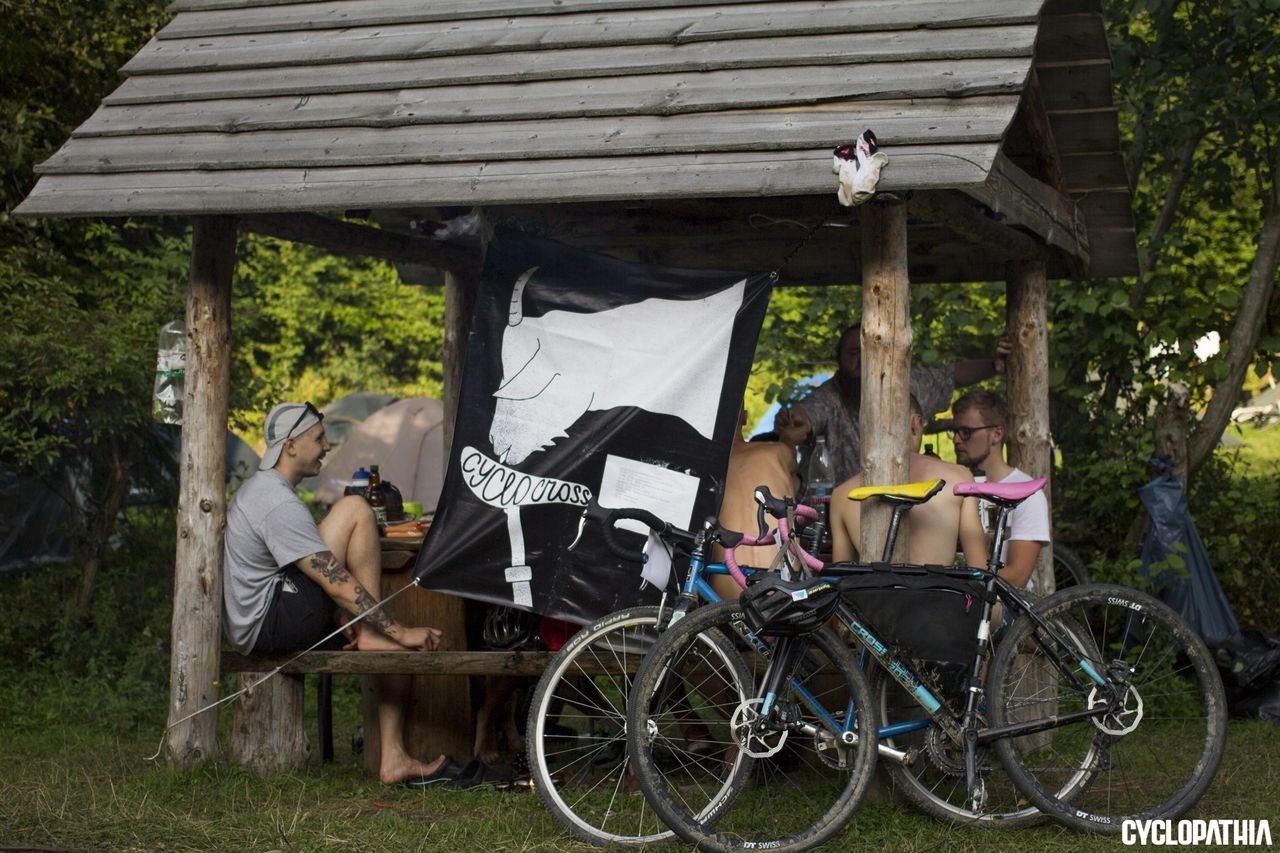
598;454;700;536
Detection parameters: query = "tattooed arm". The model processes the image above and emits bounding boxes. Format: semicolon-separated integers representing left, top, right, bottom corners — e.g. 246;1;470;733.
296;550;405;644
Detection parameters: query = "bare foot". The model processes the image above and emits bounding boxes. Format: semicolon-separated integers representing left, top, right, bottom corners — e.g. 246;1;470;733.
380;752;448;784
352;623;410;652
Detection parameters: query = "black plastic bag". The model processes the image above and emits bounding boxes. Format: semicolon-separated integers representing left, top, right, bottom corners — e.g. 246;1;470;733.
1138;470;1239;648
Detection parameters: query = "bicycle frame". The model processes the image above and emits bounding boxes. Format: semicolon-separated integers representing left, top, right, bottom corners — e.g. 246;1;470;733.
740;495;1119;807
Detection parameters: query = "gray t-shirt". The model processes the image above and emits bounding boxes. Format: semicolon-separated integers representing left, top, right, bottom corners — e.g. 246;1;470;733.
223;469;328;653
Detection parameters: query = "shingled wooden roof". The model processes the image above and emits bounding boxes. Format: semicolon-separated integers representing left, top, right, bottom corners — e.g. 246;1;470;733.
16;0;1136;283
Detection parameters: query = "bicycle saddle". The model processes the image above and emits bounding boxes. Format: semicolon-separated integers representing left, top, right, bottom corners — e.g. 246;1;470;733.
953;477;1046;505
846;478;945;504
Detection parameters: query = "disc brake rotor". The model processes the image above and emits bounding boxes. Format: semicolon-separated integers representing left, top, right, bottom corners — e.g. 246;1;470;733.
731;698;788;759
1088;684;1144;736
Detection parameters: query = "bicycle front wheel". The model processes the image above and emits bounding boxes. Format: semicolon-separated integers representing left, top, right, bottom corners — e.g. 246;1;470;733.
988;584;1227;834
628;600;877;852
525;606;672;847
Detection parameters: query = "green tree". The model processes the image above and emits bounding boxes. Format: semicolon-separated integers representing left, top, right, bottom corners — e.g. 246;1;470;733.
1;0;182;616
229;235;447;441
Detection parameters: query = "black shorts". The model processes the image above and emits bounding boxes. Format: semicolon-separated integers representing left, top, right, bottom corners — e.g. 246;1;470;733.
252;565;345;656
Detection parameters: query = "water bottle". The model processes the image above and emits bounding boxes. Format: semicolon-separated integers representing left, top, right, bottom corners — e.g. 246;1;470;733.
152;320;185;424
806;436;835;554
345;467;371;498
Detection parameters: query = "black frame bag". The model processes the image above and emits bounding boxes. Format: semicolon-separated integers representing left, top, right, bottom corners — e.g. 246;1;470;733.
837;569;984;664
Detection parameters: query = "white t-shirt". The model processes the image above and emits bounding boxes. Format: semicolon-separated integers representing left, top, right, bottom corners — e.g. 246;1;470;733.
223;469;328;653
983;467;1051;566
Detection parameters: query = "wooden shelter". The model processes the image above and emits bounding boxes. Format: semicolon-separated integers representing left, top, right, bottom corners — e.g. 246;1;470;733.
17;0;1136;770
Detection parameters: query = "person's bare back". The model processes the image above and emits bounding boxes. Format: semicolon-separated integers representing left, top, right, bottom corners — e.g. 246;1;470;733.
712;439;799;598
832;453;986;568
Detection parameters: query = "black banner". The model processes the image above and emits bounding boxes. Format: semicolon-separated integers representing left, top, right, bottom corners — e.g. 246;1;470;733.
413;230;773;623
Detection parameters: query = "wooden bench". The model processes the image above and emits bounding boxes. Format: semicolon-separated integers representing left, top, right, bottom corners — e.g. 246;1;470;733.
222;649;554;774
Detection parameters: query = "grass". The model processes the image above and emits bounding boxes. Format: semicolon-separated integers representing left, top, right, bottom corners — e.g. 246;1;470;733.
0;673;1276;852
1229;418;1280;475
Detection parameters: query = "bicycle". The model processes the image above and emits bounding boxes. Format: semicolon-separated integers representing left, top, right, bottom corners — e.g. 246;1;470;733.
627;477;1227;850
524;489;822;847
1053;542;1091;589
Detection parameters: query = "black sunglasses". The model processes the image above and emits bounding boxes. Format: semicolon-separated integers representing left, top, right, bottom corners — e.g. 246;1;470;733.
283;401;323;441
948;424;998;442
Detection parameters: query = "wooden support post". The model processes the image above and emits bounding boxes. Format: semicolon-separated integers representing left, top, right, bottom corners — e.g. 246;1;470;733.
442;268;477;457
361;266;479;772
166;216;236;768
228;672;309;773
1005;257;1054;594
859;200;913;562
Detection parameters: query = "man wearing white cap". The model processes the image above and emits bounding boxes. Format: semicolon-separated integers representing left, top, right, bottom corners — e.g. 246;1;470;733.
224;401;459;786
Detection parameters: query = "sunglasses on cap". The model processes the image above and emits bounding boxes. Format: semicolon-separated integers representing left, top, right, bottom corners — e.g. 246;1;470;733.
948;424;998;442
283;401;323;441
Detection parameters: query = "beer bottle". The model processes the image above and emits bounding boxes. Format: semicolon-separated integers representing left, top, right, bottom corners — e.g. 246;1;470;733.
367;464;387;530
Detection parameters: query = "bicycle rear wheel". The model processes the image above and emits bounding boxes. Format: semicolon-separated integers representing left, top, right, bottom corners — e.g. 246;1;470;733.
1052;543;1091;591
873;665;1044;828
525;606;672;847
988;584;1227;834
628;600;877;852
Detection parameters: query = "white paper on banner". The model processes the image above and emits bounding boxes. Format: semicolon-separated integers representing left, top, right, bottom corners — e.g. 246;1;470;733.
642;530;674;590
598;454;699;535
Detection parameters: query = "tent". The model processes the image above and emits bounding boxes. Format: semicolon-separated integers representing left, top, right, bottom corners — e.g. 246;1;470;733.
319;391;396;452
1;425;259;572
312;397;446;512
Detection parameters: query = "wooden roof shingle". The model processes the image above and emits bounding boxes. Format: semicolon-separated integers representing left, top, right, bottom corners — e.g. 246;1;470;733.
16;0;1137;281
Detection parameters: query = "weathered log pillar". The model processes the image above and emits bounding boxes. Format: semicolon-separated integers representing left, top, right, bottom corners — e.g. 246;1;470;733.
859;200;913;562
363;264;478;771
1005;257;1054;594
443;268;477;457
167;216;236;768
228;672;309;772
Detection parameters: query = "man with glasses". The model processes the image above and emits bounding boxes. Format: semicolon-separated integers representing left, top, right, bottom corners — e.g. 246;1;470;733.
774;324;1010;485
224;402;458;786
950;390;1049;588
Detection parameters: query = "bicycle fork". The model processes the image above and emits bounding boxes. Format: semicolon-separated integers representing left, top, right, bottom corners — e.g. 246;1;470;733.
747;633;914;766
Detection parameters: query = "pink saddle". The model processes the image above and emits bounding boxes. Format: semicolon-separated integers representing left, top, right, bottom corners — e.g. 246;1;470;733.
953;477;1046;504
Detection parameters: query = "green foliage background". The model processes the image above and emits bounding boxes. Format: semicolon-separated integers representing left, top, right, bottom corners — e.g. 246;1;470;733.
1;0;1278;694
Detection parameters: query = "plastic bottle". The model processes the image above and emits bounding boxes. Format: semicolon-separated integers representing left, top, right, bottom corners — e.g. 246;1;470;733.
367;464;387;529
152;320;185;424
806;436;835;554
346;467;371;498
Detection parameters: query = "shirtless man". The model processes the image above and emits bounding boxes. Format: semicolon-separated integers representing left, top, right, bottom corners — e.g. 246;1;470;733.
224;402;456;786
709;410;800;600
830;396;987;568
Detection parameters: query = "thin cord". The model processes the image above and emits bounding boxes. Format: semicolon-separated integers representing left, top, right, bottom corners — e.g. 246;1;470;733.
145;576;425;762
770;202;842;281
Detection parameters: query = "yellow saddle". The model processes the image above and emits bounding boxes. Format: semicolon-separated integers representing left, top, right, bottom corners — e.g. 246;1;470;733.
846;478;945;504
